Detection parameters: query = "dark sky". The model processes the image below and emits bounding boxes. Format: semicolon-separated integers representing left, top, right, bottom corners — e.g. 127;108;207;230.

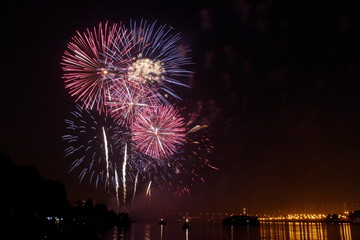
2;0;360;214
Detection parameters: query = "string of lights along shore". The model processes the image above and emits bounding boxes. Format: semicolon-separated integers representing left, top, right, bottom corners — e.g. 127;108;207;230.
61;20;218;210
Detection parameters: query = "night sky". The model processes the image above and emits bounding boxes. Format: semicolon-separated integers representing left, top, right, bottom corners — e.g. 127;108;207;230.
2;1;360;214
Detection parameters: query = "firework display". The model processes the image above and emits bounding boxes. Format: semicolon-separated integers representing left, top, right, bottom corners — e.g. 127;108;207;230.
62;105;127;189
106;80;161;126
108;19;193;103
61;20;217;209
132;105;186;159
61;22;132;114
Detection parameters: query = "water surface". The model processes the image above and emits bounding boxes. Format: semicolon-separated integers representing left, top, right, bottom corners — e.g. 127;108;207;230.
97;220;360;240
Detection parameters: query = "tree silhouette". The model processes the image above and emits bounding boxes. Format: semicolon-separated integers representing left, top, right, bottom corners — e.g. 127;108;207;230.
0;152;132;239
0;151;70;215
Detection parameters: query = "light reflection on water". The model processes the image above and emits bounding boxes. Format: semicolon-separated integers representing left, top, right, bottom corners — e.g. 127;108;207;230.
97;221;360;240
260;222;355;240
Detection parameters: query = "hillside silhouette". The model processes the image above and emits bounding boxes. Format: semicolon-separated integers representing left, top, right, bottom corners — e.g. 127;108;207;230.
0;151;131;239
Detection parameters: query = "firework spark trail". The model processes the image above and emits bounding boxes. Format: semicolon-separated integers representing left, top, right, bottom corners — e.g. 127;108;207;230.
122;143;128;207
146;181;152;206
131;172;139;204
146;181;152;197
102;126;110;190
62;104;130;191
114;169;120;209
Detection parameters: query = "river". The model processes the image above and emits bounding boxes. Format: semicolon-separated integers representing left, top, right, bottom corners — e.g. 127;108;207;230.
96;220;360;240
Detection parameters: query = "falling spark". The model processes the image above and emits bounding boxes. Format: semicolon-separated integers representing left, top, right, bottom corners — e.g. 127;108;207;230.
187;124;208;134
114;169;120;209
146;181;152;196
102;126;110;190
160;225;164;240
131;171;139;204
122;143;128;206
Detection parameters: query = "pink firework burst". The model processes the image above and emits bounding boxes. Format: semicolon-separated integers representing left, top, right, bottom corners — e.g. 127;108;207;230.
106;80;161;126
61;21;133;114
131;105;186;159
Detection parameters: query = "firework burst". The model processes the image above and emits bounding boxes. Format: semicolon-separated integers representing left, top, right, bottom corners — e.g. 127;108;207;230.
155;105;218;195
108;19;193;103
106;80;161;126
61;22;133;114
62;104;128;190
131;105;186;159
61;20;217;207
